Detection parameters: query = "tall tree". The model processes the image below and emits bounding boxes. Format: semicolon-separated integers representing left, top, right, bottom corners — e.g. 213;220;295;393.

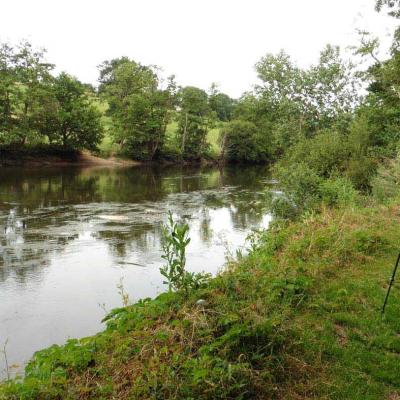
98;58;176;160
0;43;17;141
0;41;53;145
176;86;212;160
208;83;235;121
37;73;103;149
376;0;400;17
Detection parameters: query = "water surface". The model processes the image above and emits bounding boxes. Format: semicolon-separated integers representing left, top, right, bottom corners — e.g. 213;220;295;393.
0;164;275;379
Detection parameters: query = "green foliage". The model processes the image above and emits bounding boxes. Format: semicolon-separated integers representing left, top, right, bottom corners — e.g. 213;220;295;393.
274;163;322;217
376;0;400;17
280;132;351;177
176;86;213;160
0;41;103;151
274;161;359;218
0;41;54;146
98;58;177;160
319;176;358;207
208;83;236;121
226;45;360;164
371;152;400;201
220;119;270;163
160;212;209;295
38;73;104;149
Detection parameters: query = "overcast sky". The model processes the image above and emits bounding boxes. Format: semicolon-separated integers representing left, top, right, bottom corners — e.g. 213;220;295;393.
0;0;396;97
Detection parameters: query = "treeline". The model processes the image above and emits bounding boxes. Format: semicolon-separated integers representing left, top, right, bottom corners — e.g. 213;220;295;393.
268;0;400;218
1;0;399;170
0;41;364;162
0;42;357;163
0;45;236;160
0;42;103;150
97;60;234;160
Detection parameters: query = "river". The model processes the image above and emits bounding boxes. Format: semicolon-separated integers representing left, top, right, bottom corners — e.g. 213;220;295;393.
0;164;276;379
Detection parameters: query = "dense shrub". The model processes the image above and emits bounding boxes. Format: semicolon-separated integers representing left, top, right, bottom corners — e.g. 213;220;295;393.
280;132;350;177
221;120;271;163
371;154;400;201
274;164;359;219
273;163;322;218
319;176;358;207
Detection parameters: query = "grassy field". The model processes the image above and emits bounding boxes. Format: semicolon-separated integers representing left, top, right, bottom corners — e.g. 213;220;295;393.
2;198;400;399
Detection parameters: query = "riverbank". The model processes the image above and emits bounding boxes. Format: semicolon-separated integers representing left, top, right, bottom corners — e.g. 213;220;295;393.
0;146;140;167
1;199;400;399
0;146;222;168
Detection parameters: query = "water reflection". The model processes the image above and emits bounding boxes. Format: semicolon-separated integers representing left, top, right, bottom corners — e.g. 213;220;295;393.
0;164;275;379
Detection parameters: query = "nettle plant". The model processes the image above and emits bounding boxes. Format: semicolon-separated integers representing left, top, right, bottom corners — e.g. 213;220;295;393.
160;212;209;295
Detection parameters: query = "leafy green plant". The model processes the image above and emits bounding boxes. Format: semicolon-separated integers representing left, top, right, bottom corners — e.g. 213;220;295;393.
160;212;209;295
319;176;358;207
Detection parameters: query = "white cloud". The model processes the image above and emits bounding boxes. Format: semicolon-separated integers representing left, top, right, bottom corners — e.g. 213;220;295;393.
0;0;396;97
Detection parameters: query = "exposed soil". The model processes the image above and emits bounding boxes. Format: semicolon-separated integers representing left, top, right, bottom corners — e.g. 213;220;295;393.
0;150;140;167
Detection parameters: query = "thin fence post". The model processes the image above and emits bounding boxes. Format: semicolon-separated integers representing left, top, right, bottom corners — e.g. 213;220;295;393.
382;251;400;314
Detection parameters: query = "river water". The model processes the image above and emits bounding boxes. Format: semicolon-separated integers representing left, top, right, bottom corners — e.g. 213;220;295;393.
0;164;276;379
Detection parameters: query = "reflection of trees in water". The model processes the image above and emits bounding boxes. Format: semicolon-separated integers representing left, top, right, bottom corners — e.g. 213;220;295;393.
0;164;274;285
201;188;274;231
0;209;52;285
198;208;213;245
227;190;273;230
95;223;161;259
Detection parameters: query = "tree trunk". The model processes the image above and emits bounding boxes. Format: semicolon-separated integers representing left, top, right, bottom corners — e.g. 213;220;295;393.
181;112;188;160
220;130;228;164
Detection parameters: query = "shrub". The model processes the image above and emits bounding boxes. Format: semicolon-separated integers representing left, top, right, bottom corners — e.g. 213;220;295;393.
274;165;358;218
275;163;322;213
371;155;400;201
281;132;350;178
221;120;270;163
271;196;298;219
319;176;358;207
160;212;209;295
345;156;377;190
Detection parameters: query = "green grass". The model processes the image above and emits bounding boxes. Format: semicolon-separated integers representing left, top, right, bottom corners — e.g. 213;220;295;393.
165;119;223;157
96;116;223;160
2;200;400;399
207;124;222;155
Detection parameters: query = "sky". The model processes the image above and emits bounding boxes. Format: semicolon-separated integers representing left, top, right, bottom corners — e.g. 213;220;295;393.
0;0;397;98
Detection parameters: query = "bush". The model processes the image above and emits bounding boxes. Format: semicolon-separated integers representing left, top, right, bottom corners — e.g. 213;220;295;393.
221;120;270;163
344;156;377;190
319;176;358;207
281;132;350;178
276;163;322;212
371;155;400;201
271;196;298;219
274;165;358;218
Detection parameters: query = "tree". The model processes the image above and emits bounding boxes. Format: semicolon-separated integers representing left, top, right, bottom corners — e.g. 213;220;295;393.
0;43;17;142
37;73;103;149
354;5;400;156
98;58;176;160
255;46;359;135
208;83;235;121
376;0;400;17
0;41;54;145
176;86;212;160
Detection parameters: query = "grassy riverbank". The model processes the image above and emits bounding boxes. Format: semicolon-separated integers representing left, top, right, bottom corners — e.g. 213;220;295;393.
2;199;400;399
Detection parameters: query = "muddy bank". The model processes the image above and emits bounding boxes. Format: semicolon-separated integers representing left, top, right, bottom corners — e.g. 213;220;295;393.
0;145;223;168
0;148;139;167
